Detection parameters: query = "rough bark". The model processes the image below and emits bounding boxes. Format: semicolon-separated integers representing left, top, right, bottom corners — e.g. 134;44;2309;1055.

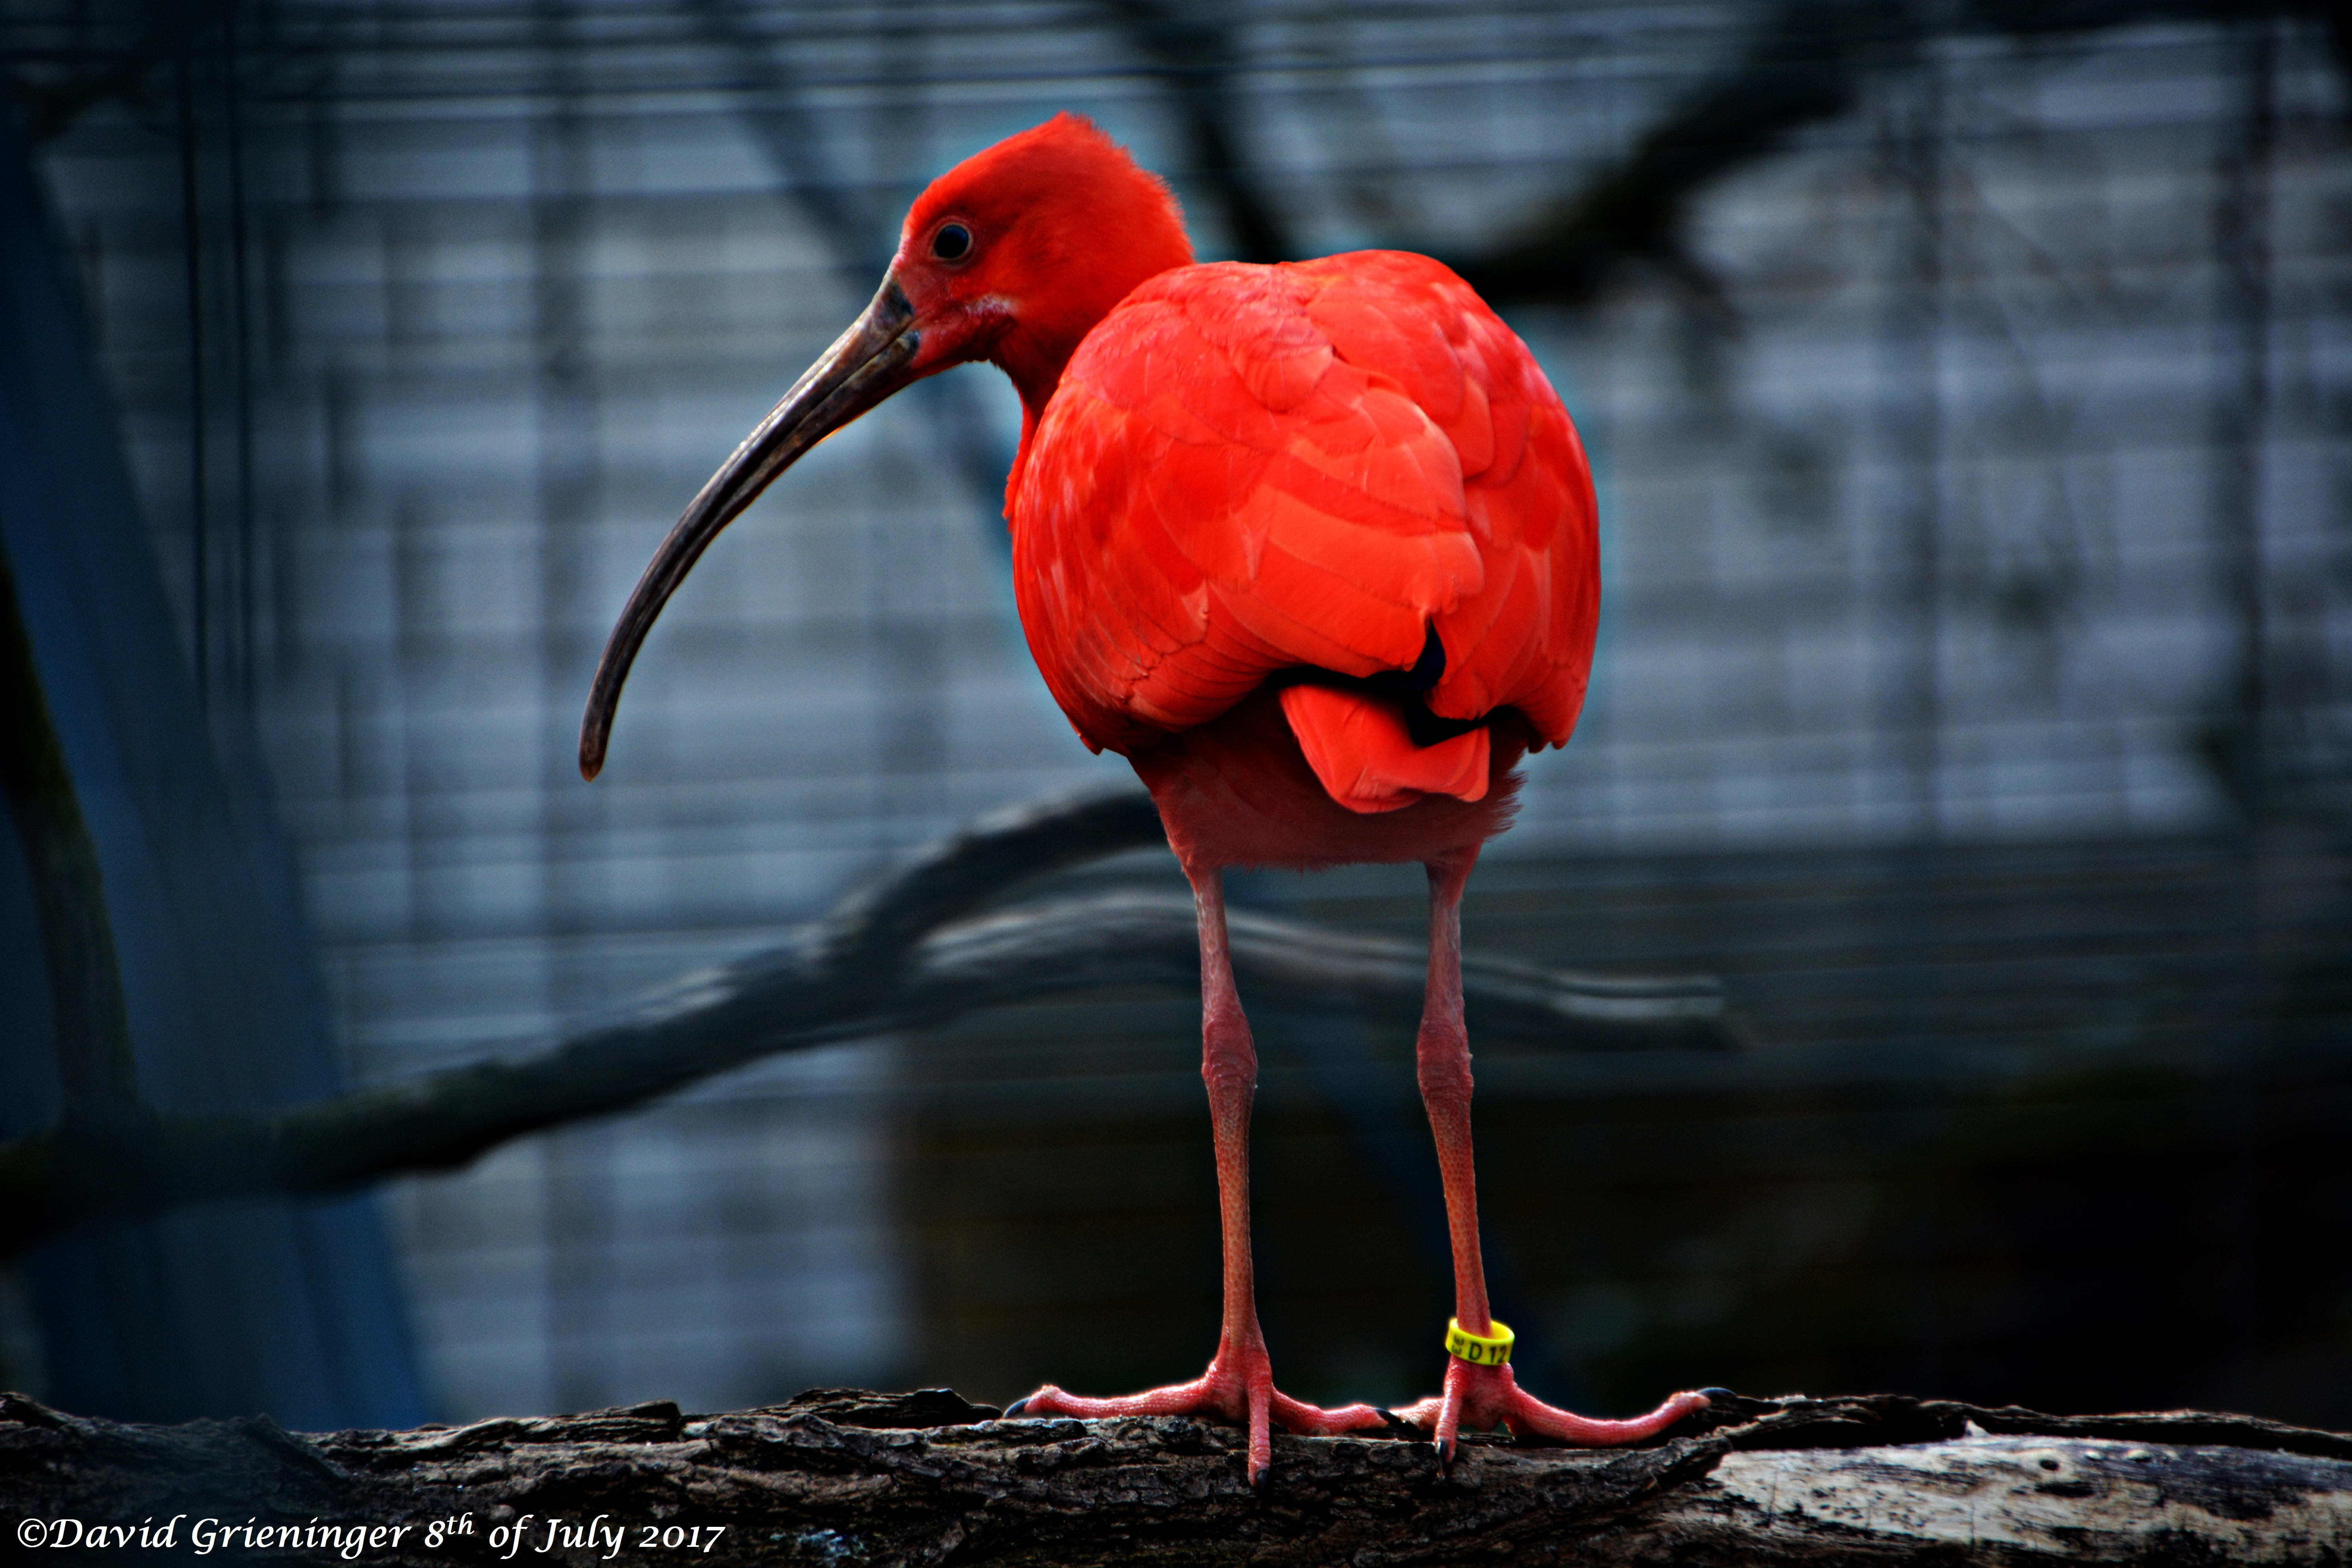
4;1388;2345;1566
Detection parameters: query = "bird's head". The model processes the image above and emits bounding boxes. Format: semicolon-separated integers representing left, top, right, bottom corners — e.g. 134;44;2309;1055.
579;114;1192;780
892;114;1193;414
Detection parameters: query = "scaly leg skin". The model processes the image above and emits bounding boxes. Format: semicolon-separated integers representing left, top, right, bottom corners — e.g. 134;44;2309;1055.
1389;848;1710;1461
1006;862;1385;1484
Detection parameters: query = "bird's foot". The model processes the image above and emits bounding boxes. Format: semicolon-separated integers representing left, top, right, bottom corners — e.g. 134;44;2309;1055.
1004;1339;1385;1485
1391;1357;1709;1463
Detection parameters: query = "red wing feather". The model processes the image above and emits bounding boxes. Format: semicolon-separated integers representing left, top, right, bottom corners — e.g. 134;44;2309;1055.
1279;685;1490;815
1011;251;1598;764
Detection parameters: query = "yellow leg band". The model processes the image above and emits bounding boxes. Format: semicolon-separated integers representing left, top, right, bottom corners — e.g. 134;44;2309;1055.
1444;1317;1514;1367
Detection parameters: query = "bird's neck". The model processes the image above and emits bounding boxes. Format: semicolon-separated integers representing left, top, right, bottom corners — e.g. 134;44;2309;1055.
995;338;1073;517
1004;393;1049;519
996;333;1082;434
992;297;1127;506
1002;249;1196;417
992;236;1195;498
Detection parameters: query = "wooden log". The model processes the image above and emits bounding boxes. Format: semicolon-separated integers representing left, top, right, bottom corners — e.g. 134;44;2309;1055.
4;1388;2346;1565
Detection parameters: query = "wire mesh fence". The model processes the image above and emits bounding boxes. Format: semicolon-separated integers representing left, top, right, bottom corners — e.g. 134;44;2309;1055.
4;0;2348;1428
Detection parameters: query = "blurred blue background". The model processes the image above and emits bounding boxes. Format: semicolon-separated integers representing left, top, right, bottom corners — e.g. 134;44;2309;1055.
1;0;2346;1432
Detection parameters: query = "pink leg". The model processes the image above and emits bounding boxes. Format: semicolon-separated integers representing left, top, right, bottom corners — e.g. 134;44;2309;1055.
1390;848;1709;1459
1008;859;1385;1483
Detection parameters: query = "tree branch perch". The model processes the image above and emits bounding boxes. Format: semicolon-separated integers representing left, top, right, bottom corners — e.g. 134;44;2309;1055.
4;1388;2344;1564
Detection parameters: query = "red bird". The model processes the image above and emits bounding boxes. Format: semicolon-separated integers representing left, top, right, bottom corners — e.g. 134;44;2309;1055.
581;115;1706;1482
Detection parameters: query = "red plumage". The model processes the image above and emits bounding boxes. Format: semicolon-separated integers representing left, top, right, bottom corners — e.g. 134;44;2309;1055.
1011;250;1597;868
581;113;1703;1484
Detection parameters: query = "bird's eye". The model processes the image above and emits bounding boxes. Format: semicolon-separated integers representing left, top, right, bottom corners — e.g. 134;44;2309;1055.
932;222;973;262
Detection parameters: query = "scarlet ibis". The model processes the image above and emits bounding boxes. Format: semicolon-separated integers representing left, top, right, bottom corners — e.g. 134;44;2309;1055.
580;115;1707;1482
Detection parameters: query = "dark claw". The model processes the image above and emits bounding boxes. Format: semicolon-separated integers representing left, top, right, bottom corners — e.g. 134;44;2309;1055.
1000;1395;1032;1418
1697;1388;1735;1401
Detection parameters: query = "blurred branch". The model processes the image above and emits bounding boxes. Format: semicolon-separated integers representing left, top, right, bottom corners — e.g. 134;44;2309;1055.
5;0;236;145
1099;0;1295;263
2200;22;2281;815
1452;0;1879;316
675;0;880;277
675;0;1016;515
0;790;1733;1254
0;550;145;1129
1449;0;2351;314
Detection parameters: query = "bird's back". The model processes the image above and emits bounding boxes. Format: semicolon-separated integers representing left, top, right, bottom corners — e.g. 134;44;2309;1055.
1010;251;1598;857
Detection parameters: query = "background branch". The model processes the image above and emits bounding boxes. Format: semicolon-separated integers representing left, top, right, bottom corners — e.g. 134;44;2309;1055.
1449;0;2352;314
1100;0;1295;263
0;550;143;1129
0;791;1733;1254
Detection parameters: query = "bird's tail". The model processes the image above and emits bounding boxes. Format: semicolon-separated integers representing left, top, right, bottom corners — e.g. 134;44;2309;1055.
1278;684;1490;815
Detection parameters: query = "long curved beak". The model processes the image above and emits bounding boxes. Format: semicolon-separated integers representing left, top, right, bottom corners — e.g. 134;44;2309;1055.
579;278;921;780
